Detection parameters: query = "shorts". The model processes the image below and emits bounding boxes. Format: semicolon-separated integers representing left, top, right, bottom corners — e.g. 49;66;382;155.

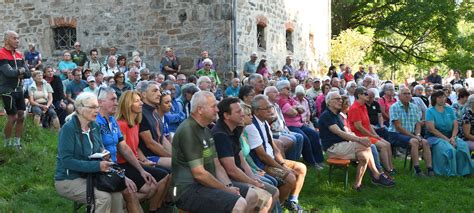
175;183;242;213
31;105;58;119
327;141;365;160
388;132;412;148
119;163;169;190
264;166;290;186
2;91;26;115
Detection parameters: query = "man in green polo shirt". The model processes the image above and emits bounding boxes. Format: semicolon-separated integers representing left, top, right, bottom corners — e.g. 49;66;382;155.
172;91;258;212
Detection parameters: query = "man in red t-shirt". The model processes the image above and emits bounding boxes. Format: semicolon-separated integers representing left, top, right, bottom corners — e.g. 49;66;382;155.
348;87;395;175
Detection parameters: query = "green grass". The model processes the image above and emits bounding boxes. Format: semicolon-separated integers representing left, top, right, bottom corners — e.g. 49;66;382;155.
0;116;473;212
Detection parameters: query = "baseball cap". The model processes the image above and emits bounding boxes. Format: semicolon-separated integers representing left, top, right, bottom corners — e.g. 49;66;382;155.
322;76;331;82
313;78;321;83
87;76;96;82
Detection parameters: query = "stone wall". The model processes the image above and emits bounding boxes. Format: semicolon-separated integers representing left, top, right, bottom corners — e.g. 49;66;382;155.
0;0;330;80
1;0;233;74
236;0;331;76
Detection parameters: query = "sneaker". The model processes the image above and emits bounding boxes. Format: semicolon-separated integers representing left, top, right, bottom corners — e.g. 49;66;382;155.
427;170;435;177
314;164;324;171
284;200;304;212
371;174;395;187
3;138;10;147
388;169;397;176
415;171;426;178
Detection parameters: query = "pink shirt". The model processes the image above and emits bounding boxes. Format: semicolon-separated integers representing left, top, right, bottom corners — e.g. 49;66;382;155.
315;94;326;118
277;95;303;127
378;95;397;121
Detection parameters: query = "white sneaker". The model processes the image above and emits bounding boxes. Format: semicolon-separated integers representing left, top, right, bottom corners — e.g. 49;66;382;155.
3;138;11;147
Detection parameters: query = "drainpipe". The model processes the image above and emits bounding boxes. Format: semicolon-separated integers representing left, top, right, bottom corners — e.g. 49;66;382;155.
231;0;238;78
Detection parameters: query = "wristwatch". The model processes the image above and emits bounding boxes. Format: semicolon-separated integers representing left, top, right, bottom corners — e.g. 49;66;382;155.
225;183;233;188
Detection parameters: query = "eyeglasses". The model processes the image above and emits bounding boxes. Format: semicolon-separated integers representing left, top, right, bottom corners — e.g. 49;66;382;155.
257;105;272;111
83;105;100;110
161;90;172;95
135;61;141;63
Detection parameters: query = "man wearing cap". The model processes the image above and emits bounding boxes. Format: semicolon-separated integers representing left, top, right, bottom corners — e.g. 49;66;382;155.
83;76;99;95
305;78;321;100
243;52;258;77
70;42;87;68
282;56;295;77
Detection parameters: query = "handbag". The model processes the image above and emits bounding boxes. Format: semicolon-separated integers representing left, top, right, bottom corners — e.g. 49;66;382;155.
94;165;127;192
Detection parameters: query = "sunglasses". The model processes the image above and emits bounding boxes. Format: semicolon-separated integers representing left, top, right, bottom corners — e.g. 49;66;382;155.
161;90;172;95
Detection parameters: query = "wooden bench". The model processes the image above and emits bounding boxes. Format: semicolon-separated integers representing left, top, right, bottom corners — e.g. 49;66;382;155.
327;158;351;190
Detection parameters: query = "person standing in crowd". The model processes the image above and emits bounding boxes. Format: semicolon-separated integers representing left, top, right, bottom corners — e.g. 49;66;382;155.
388;87;434;176
464;70;474;89
102;46;119;66
282;56;295;77
195;50;216;71
450;69;464;86
343;66;354;82
28;71;60;129
243;52;258;77
54;92;123;213
426;67;442;85
70;42;87;68
196;58;221;85
161;47;181;77
425;90;473;176
367;65;379;85
125;67;139;90
0;31;31;149
256;59;270;79
354;66;366;83
294;61;308;83
305;78;321;100
319;91;395;191
83;48;102;75
24;43;42;70
172;91;252;213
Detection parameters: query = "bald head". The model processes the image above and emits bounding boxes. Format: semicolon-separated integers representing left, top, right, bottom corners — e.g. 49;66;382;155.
3;31;19;50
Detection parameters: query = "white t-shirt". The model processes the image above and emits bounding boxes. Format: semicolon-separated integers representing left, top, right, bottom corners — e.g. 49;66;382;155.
244;117;275;159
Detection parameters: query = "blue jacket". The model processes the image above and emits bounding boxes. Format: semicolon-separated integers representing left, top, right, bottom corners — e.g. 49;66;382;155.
55;115;104;180
165;98;186;132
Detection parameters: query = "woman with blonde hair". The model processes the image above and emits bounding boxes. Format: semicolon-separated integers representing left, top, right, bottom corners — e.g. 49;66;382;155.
116;90;172;212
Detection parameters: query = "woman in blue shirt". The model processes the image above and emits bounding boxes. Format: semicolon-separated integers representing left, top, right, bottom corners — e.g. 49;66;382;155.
425;90;473;176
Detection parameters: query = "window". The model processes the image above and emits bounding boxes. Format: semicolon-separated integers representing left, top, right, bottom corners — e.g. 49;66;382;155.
257;24;266;50
53;27;76;50
286;30;293;52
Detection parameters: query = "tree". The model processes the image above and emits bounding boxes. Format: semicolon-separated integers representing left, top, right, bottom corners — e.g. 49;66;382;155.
330;29;372;68
332;0;473;68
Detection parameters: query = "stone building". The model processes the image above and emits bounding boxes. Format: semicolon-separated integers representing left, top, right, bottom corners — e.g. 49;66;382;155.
1;0;330;83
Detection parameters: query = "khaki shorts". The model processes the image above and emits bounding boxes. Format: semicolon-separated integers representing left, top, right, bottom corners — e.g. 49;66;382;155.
252;186;272;211
327;141;364;160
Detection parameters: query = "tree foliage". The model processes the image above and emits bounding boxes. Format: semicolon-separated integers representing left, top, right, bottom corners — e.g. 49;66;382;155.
330;29;372;67
332;0;473;76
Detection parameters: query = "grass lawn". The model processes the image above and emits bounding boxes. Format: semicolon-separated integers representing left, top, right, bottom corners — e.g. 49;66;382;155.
0;116;473;212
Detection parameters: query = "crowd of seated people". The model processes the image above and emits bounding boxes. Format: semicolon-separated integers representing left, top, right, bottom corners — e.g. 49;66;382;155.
5;37;472;212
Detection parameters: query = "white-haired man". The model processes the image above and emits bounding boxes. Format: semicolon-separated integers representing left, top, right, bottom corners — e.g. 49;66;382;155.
172;91;256;213
319;91;395;190
243;52;258;77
